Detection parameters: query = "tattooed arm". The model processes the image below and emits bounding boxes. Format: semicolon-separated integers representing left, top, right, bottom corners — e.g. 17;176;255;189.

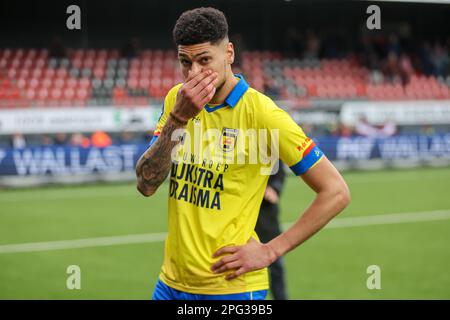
135;69;218;197
135;116;186;196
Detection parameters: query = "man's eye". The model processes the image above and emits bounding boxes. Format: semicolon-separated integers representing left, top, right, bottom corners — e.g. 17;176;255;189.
180;60;191;66
200;57;210;64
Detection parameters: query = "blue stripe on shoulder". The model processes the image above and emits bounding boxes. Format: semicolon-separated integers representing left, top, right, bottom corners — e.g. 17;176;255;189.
148;136;158;148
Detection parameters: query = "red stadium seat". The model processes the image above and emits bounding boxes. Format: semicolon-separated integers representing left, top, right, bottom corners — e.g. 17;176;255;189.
1;48;449;108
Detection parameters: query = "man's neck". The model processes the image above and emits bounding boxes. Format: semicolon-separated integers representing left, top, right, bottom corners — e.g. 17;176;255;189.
208;70;239;105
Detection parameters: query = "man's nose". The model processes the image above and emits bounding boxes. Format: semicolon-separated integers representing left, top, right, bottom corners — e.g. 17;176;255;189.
190;62;202;74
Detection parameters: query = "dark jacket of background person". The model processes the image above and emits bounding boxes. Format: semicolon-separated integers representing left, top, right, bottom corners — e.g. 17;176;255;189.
255;160;288;300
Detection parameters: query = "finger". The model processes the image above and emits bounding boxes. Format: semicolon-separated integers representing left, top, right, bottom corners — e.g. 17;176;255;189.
199;86;216;106
198;79;217;103
225;267;247;281
184;68;201;85
211;254;238;271
191;72;218;96
212;245;239;258
215;260;241;274
185;70;212;89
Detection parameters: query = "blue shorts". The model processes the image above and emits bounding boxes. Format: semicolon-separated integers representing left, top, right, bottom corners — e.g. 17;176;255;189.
152;279;268;300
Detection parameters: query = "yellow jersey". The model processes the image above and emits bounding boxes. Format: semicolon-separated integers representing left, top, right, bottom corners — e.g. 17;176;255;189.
151;74;324;295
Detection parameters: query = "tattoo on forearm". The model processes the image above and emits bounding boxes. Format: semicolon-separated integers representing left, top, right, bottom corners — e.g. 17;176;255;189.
136;118;183;195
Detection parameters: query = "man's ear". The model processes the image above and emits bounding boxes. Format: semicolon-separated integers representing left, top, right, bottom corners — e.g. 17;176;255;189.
226;42;235;65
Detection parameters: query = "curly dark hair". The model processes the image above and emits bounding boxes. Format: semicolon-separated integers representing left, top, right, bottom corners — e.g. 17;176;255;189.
173;7;229;46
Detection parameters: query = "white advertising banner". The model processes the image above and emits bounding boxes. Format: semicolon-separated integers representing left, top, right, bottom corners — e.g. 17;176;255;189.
341;100;450;125
0;107;162;134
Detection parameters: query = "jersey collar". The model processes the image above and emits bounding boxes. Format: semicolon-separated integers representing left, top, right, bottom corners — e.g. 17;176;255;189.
204;74;249;113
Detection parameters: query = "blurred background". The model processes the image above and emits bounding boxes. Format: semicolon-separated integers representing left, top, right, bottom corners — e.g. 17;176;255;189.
0;0;449;299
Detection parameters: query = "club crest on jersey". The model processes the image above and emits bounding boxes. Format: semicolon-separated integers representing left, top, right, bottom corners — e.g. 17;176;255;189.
220;128;239;153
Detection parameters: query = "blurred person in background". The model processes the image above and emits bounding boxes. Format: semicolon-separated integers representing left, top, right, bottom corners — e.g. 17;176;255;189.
382;52;402;84
121;36;142;58
54;133;68;146
399;53;414;84
329;122;354;138
418;42;434;76
49;36;66;58
118;131;136;144
420;124;436;136
283;27;304;56
10;132;26;149
91;130;112;148
70;133;91;148
431;43;449;77
255;160;288;300
41;135;53;146
304;29;321;59
355;115;396;138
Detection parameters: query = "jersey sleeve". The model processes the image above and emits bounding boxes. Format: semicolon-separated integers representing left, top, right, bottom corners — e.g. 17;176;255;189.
148;84;182;147
258;98;324;175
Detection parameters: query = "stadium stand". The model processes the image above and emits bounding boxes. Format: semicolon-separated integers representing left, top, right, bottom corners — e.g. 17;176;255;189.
1;44;449;109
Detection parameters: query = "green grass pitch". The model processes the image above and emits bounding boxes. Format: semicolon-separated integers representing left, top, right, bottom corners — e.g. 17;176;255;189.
1;166;450;299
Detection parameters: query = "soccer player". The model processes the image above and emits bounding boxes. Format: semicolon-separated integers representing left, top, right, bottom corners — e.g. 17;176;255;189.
135;7;351;300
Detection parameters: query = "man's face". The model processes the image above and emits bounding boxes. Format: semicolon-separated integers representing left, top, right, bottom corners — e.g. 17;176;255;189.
177;39;234;90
